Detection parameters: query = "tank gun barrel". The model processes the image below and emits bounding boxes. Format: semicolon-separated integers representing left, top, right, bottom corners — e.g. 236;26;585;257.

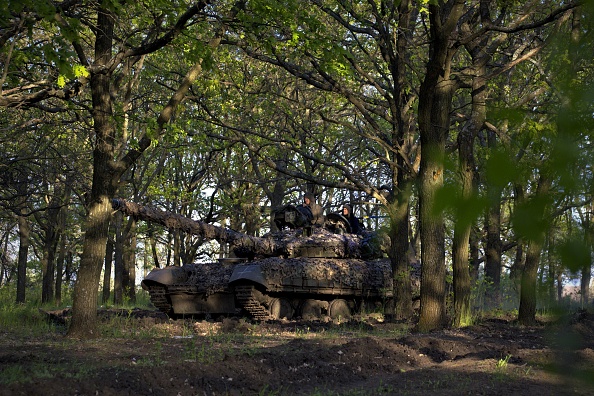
112;198;275;257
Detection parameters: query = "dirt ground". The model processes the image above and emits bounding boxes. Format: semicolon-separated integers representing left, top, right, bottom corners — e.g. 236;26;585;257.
1;309;594;396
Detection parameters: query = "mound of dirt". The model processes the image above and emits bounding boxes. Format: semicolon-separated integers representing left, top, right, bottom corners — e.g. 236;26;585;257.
4;309;594;395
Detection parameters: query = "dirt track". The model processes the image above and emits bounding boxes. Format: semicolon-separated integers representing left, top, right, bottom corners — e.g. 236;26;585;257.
1;309;593;395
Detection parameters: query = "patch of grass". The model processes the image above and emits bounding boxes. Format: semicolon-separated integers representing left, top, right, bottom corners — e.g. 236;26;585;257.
494;354;512;381
182;335;226;364
0;302;57;336
496;354;511;371
0;360;97;385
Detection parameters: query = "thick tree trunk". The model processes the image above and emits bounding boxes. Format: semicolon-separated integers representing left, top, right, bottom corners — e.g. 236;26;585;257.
417;3;464;332
70;197;115;337
68;6;117;338
67;0;224;337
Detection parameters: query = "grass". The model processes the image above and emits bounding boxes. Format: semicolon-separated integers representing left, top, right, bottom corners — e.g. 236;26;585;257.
2;286;592;395
2;362;101;386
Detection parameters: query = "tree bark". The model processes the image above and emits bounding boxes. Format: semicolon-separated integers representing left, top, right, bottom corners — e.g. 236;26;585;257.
581;210;592;307
389;0;414;321
68;5;117;337
417;2;464;332
389;188;412;320
113;212;124;305
102;233;114;304
484;130;503;309
16;204;29;304
452;125;474;326
518;175;551;326
123;218;137;303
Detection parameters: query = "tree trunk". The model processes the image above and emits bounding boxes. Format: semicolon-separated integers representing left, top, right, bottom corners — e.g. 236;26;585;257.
68;5;117;338
469;227;480;283
147;226;160;268
389;0;414;321
41;225;58;304
67;0;217;337
123;218;137;303
581;239;591;306
102;233;114;304
518;236;544;325
518;175;551;326
452;63;485;326
70;197;115;337
417;2;464;332
113;212;124;305
484;126;503;309
16;207;29;304
557;271;563;303
389;188;412;320
55;202;68;305
452;126;473;326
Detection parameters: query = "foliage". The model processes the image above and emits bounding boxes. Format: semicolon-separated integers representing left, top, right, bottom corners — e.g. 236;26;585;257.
0;0;592;333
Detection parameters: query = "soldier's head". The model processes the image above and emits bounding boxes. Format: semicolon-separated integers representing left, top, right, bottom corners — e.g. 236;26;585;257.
342;204;351;216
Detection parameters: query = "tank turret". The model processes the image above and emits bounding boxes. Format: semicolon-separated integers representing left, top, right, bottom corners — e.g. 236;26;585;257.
112;198;400;321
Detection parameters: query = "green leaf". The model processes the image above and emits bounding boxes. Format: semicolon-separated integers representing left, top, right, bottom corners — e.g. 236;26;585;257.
557;238;591;273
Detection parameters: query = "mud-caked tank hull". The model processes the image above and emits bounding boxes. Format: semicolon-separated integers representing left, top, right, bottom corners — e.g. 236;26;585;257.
142;256;395;321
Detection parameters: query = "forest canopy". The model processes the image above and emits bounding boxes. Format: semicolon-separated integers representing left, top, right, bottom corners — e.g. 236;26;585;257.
0;0;593;337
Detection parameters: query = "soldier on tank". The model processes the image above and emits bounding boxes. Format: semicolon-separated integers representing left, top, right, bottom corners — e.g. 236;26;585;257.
303;192;324;226
342;204;362;234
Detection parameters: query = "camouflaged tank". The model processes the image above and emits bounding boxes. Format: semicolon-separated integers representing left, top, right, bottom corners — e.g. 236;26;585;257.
112;198;394;321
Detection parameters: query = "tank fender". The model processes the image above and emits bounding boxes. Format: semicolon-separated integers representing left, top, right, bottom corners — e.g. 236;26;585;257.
229;265;268;289
141;266;187;290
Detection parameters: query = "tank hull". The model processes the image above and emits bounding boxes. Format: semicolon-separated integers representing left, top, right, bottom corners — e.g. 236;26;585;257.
142;257;396;321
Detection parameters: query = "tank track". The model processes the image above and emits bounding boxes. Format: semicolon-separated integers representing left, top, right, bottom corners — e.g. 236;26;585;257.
234;285;272;321
147;285;173;316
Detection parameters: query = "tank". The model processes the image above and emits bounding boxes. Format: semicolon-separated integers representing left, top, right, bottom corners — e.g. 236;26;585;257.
112;198;396;321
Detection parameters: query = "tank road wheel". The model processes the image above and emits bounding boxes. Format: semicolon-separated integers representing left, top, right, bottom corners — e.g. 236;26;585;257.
328;299;352;322
269;298;294;320
300;299;327;320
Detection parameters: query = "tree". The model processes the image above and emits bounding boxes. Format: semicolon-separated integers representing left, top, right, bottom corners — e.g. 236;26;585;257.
0;0;241;336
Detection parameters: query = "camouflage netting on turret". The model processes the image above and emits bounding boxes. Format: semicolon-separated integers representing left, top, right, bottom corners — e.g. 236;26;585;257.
250;257;394;291
252;227;381;259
